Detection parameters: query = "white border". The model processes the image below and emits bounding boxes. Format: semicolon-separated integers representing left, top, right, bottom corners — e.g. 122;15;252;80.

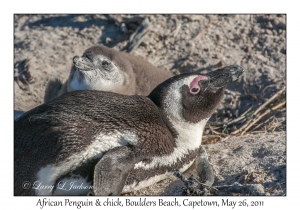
3;0;297;209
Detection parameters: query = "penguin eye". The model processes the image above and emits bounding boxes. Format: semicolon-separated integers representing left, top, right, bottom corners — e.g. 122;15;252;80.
102;60;110;66
101;60;113;71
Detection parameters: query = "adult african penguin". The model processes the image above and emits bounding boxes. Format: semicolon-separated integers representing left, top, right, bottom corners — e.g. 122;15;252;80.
44;44;173;102
15;65;244;196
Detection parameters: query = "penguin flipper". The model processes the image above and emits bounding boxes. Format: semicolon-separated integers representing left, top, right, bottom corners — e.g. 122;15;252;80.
93;146;138;196
44;78;63;102
195;146;215;187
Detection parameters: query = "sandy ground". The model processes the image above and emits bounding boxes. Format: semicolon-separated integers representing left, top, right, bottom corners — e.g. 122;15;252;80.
14;14;286;196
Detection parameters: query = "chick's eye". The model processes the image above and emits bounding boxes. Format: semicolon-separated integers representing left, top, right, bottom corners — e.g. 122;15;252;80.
102;60;110;66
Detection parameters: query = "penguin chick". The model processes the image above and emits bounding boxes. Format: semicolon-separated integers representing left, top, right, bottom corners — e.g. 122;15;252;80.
44;45;173;102
15;65;244;196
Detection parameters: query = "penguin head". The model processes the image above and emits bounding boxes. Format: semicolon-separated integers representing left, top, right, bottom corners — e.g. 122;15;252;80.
149;65;244;123
69;45;136;94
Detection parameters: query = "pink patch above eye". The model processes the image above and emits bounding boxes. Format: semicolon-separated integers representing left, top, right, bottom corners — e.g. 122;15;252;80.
189;75;208;95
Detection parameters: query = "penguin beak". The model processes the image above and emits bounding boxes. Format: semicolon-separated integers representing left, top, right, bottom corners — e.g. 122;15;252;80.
73;56;95;71
205;65;244;89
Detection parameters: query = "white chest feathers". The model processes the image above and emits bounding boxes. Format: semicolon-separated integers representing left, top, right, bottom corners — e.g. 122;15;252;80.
133;118;207;170
69;77;90;91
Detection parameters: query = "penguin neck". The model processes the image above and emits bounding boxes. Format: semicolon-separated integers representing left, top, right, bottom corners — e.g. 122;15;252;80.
154;75;209;149
68;68;126;93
